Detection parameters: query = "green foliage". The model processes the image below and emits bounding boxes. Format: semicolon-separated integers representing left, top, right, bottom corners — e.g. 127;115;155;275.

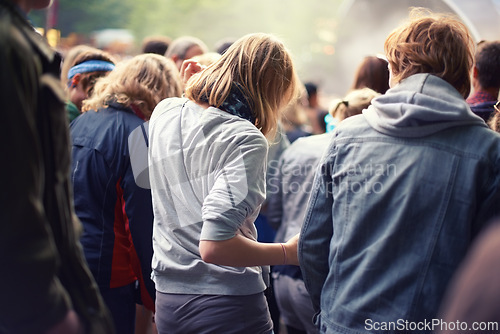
29;0;134;36
29;0;344;94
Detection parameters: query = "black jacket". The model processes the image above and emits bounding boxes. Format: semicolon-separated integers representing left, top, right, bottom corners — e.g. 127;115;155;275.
0;1;114;333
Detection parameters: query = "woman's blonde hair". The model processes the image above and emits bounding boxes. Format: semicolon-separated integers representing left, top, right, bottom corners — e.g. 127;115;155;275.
330;88;380;122
384;7;475;98
82;54;182;119
185;33;299;137
488;103;500;133
281;83;309;131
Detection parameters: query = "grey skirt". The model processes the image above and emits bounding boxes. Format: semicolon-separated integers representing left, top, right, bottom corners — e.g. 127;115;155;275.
155;291;273;334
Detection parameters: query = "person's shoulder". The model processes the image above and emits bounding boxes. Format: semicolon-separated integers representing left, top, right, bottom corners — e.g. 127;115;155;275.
0;10;30;59
281;132;332;161
0;5;53;60
150;97;188;123
155;96;187;111
334;113;372;136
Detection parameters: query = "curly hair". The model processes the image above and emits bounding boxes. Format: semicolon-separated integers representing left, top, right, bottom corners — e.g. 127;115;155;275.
82;54;182;119
185;33;299;138
488;103;500;132
384;7;475;98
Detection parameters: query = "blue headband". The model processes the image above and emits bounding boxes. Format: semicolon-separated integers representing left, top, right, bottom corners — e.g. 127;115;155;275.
67;60;115;80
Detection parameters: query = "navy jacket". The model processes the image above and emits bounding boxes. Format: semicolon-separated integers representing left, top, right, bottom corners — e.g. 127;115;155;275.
71;103;155;310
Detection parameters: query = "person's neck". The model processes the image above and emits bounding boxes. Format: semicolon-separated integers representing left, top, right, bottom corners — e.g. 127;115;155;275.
475;86;500;99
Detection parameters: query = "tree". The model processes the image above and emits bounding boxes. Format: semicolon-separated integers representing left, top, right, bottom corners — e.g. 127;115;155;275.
29;0;134;36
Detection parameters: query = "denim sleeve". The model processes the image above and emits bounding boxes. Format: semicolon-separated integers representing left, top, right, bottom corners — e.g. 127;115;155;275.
298;150;334;312
472;159;500;237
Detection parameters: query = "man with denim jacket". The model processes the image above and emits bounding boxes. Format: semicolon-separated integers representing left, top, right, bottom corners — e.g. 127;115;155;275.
299;8;500;334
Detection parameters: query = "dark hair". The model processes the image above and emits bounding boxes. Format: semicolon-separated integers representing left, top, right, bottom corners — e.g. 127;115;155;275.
165;36;208;60
69;49;116;94
351;55;390;94
304;82;318;97
474;41;500;89
215;37;236;55
141;35;172;55
72;49;115;67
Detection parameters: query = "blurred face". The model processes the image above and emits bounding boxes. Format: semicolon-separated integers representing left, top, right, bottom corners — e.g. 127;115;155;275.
16;0;52;12
68;74;87;111
173;45;205;70
184;45;205;61
32;0;52;9
388;62;397;88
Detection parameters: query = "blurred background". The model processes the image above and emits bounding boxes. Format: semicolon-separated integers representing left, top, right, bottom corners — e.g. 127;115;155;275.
30;0;500;100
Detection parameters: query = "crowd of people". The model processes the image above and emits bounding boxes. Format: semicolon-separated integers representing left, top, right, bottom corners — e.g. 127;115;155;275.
1;0;500;333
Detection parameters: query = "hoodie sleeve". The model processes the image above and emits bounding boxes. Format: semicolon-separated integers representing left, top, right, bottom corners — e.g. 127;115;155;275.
201;133;268;241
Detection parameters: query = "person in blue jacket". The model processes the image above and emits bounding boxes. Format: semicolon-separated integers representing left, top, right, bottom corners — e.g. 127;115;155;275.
70;53;182;334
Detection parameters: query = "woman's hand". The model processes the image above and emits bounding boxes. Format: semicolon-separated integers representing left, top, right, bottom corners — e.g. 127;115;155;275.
45;310;83;334
283;233;300;266
199;234;302;267
180;60;206;88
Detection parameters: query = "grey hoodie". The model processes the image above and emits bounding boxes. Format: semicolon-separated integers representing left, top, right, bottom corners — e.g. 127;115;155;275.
363;73;487;137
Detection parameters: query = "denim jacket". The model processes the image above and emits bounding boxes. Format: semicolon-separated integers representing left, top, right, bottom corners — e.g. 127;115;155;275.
299;74;500;334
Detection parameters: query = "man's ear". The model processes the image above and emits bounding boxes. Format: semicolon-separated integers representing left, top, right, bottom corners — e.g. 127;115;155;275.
70;73;81;88
472;66;479;79
171;55;184;69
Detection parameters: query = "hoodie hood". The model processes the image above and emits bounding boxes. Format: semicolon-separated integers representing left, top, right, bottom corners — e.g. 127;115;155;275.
363;73;487;137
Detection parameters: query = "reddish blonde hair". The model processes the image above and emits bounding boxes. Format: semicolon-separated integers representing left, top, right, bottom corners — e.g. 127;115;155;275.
82;54;182;119
384;8;475;98
488;103;500;132
185;33;299;138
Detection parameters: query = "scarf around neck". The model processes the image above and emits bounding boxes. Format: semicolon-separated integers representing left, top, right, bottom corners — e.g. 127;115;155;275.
201;83;256;124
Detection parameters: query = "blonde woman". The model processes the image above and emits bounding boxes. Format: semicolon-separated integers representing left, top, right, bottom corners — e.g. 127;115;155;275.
70;54;182;334
148;33;300;334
